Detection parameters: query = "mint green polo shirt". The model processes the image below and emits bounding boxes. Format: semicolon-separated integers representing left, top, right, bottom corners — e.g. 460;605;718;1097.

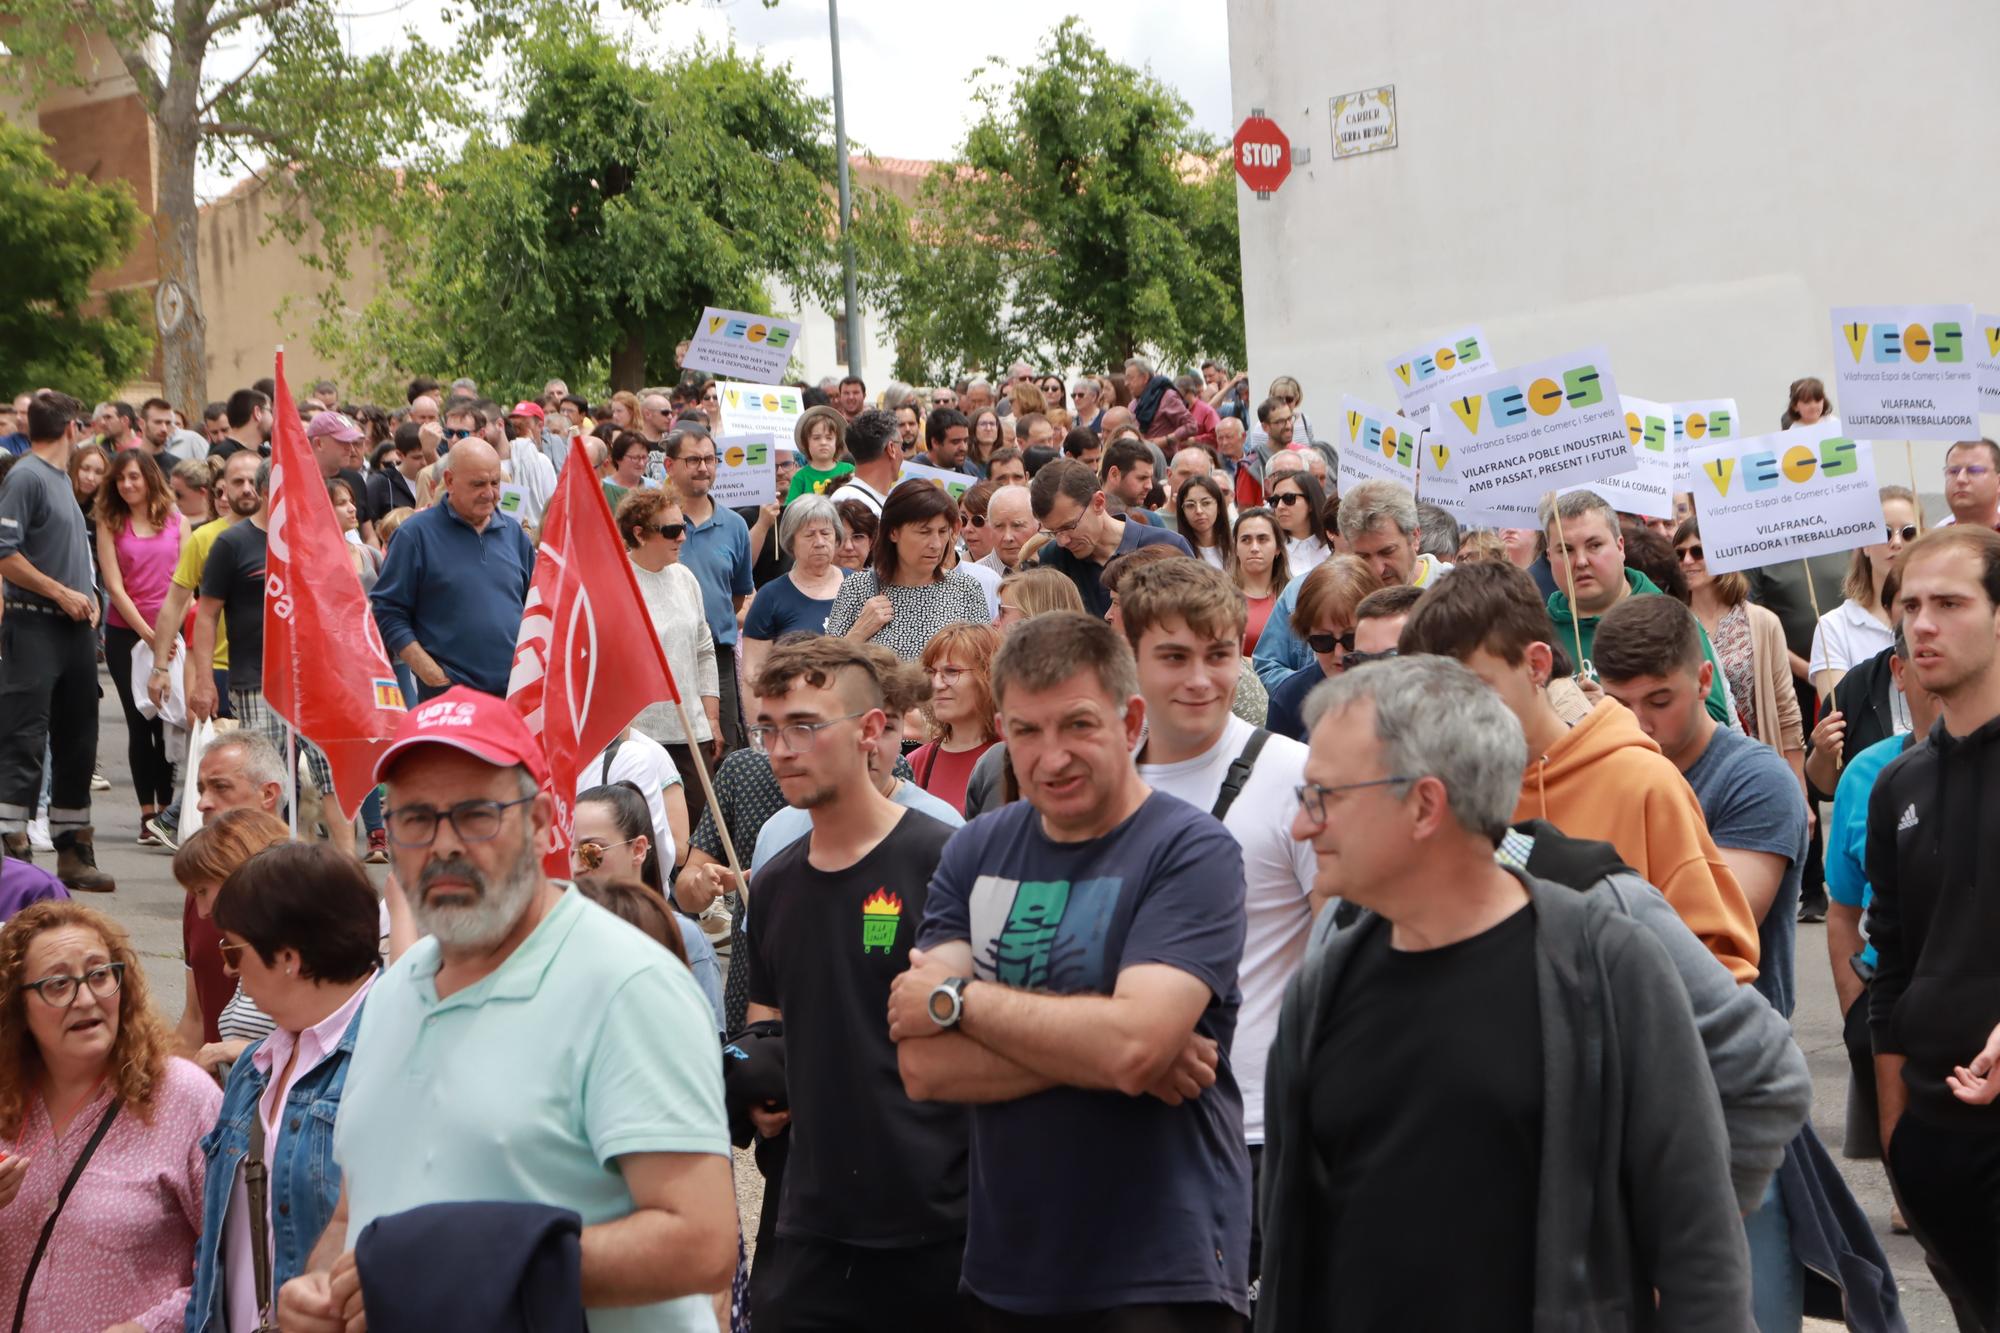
333;887;730;1331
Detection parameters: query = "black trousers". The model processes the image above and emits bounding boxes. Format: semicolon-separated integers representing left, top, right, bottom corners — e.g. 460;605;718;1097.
103;624;174;808
1796;677;1828;912
0;608;98;836
716;640;747;752
751;1234;969;1332
971;1301;1245;1333
1889;1115;2000;1330
1841;986;1882;1159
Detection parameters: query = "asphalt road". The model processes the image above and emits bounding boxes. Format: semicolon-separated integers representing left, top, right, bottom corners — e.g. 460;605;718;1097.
73;680;1951;1327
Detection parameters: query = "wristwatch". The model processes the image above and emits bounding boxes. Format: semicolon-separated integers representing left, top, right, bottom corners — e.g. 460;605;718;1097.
927;976;972;1029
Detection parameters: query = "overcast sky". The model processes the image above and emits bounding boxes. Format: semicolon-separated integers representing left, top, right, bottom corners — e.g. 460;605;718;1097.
201;0;1234;196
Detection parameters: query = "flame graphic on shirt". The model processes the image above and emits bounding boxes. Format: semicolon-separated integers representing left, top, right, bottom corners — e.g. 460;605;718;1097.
861;888;903;953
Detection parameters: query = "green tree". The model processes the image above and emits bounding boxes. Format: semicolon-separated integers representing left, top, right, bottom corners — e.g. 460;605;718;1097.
0;0;639;413
327;33;844;395
0;117;152;401
861;19;1243;384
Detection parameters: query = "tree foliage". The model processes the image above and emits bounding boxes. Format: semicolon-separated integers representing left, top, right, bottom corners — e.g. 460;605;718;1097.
859;19;1244;384
0;117;152;401
324;33;844;396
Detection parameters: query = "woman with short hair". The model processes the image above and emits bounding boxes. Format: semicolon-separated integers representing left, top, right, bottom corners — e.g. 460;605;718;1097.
0;901;220;1331
616;487;723;792
908;623;1003;814
741;494;847;684
1263;556;1384;742
825;483;990;661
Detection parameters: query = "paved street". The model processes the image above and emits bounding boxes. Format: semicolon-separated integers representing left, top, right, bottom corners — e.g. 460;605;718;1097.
72;678;1950;1327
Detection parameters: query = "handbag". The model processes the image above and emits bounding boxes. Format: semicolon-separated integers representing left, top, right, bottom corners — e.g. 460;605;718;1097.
243;1108;281;1332
11;1101;120;1333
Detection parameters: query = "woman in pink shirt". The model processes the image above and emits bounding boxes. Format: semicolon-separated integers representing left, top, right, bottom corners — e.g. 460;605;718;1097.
0;900;219;1331
96;450;185;842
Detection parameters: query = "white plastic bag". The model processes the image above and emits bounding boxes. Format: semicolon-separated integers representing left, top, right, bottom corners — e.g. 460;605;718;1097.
132;637;188;728
178;718;216;837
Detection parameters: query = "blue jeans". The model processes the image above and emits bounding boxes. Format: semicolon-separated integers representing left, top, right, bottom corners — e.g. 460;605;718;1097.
1746;1172;1802;1333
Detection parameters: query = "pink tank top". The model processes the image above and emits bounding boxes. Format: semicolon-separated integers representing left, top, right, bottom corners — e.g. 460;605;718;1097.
107;510;183;630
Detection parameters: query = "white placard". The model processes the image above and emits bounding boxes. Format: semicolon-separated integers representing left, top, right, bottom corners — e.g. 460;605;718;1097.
498;483;527;520
711;432;777;508
894;461;977;502
1385;326;1497;416
1687;418;1884;575
1427;346;1629;519
1671;399;1740;488
1978;314;2000;413
681;308;802;384
1564;396;1674;519
1829;304;1980;439
717;381;805;450
1338;395;1421;496
1416;404;1517;526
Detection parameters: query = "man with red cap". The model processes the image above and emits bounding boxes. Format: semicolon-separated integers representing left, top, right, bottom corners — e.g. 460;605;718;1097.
276;686;738;1331
502;400;559;531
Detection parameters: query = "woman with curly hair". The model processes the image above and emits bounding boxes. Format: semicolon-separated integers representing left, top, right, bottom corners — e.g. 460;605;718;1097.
0;900;220;1331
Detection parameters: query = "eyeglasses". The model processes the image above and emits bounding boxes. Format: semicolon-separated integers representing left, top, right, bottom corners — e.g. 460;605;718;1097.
1891;524;1919;542
23;962;125;1008
928;666;968;684
573;836;637;871
1271;492;1307;507
1294;776;1416;827
748;710;868;755
1677;544;1704;563
678;454;718;470
1946;465;1993;479
1040;512;1088;540
655;523;686;540
1306;629;1356;654
385;795;536;848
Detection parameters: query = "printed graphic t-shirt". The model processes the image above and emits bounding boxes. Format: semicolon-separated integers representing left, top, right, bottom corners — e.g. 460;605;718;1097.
917;792;1251;1316
745;808;969;1246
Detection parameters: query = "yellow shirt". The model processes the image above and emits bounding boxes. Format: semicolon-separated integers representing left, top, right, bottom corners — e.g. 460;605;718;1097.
172;514;237;668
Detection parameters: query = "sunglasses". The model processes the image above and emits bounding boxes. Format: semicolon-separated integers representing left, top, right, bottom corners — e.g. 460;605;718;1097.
1891;524;1919;542
656;523;686;539
1677;544;1704;562
1306;629;1356;655
967;514;987;528
443;427;472;441
1271;492;1307;506
573;836;637;871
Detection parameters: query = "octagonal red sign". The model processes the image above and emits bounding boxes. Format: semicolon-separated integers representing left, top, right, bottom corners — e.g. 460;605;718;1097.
1234;116;1291;194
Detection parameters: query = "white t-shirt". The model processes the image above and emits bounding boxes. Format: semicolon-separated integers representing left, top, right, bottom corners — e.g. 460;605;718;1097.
836;475;889;516
1809;598;1894;679
502;437;559;527
955;557;1002;618
1196;545;1227;572
581;730;684;879
1137;714;1316;1145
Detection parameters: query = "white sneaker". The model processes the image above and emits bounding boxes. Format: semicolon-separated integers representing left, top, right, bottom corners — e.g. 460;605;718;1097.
27;816;53;853
90;768;111;792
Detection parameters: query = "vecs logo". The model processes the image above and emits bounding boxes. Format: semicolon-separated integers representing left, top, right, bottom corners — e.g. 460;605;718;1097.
1840;320;1964;364
1702;438;1859;496
1345;409;1415;466
1449;363;1604;436
723;441;768;468
1676;408;1733;442
1392;336;1482;388
705;315;792;351
1626;407;1669;454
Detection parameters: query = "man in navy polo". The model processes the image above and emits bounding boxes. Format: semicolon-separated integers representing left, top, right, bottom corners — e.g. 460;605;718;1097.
665;420;754;751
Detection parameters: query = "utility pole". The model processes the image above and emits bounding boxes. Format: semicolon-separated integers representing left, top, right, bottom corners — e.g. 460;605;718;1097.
829;0;862;377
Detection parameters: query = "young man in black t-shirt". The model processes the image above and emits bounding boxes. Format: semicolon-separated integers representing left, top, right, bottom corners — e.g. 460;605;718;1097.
742;637;969;1330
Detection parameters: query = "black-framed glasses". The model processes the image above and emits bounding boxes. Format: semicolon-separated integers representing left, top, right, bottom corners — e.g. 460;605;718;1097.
656;523;686;540
748;710;868;756
385;795;536;848
1306;630;1356;655
677;453;718;470
1340;648;1399;669
1892;524;1919;542
1294;776;1416;826
573;836;637;871
1271;492;1307;507
1677;544;1704;563
23;962;125;1008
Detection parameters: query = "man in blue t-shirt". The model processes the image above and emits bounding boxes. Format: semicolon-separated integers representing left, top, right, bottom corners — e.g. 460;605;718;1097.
1029;458;1190;618
890;612;1251;1323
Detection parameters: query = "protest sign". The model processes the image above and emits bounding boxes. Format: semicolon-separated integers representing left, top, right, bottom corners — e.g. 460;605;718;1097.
1339;395;1421;496
1687;418;1883;575
1413;405;1516;526
1671;399;1739;488
1385;326;1497;415
717;381;805;450
681;308;802;383
1564;396;1674;519
498;484;527;520
712;433;778;508
1426;347;1629;520
1829;304;1979;438
895;460;977;502
1978;314;2000;413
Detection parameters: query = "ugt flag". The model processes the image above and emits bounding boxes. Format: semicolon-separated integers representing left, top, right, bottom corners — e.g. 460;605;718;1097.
508;439;680;873
263;351;406;818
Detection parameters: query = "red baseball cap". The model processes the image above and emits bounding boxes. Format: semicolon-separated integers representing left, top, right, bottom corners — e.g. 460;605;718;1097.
373;686;551;787
508;400;546;420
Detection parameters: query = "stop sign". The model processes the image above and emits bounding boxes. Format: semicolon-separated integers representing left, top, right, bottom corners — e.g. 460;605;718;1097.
1234;116;1291;195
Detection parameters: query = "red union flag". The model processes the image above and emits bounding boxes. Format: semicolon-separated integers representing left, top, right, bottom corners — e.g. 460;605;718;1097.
508;439;680;873
263;351;406;818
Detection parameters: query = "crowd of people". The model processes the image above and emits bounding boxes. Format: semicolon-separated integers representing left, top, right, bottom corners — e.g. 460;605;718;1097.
0;360;1996;1331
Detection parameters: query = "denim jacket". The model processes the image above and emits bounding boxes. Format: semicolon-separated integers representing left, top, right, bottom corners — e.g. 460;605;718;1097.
184;999;367;1333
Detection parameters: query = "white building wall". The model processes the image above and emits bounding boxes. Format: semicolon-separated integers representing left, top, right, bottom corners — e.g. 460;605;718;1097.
1224;0;2000;501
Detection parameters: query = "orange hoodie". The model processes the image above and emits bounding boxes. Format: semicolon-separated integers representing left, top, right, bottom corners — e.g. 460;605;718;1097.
1515;698;1761;984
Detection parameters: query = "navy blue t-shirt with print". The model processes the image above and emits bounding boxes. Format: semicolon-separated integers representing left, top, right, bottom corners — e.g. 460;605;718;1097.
917;792;1251;1316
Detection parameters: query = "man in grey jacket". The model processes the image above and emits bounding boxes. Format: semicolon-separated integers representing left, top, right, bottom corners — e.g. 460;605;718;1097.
1260;655;1751;1331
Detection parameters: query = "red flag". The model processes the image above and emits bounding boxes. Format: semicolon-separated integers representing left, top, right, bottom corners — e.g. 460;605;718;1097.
263;351;407;818
508;440;680;874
